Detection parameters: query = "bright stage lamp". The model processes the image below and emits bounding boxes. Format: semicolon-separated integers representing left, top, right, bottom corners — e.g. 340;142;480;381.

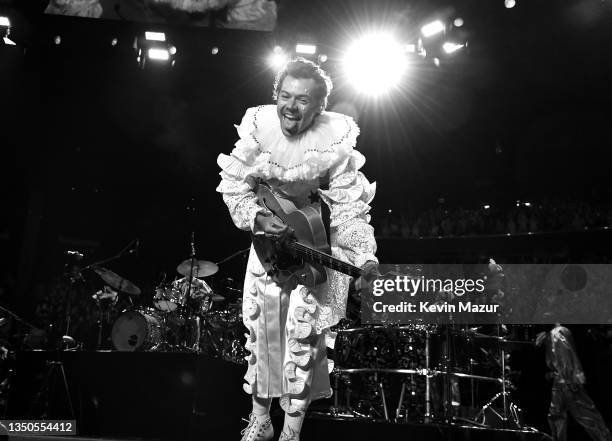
145;31;166;42
442;42;464;54
421;20;445;38
0;16;9;27
148;48;170;61
295;43;316;55
342;33;408;96
268;51;288;69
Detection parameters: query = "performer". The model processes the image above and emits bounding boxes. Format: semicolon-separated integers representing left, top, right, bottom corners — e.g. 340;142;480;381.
216;58;377;441
536;324;612;441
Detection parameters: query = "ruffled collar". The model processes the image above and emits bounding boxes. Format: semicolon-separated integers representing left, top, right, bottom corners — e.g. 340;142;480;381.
226;105;359;182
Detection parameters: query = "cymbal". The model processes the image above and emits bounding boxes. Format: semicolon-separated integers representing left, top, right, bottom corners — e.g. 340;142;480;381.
176;259;218;278
93;267;141;295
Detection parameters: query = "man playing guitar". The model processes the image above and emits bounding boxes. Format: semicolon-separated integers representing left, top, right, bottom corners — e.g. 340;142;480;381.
217;58;377;441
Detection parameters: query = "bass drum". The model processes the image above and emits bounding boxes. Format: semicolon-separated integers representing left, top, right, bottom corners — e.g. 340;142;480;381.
112;308;161;351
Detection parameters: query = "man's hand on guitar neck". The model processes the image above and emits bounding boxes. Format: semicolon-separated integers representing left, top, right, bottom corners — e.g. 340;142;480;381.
255;212;288;237
354;260;379;293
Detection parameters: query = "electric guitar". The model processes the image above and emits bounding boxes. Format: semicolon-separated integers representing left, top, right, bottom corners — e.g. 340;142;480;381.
252;184;362;288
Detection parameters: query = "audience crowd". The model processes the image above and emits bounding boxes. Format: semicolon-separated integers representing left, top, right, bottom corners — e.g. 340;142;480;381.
376;197;612;239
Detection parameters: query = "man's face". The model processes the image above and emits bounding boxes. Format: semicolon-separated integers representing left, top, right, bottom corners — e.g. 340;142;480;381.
276;75;322;137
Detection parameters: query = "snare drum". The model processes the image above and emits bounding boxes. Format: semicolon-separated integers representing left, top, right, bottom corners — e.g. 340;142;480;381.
112;308;161;351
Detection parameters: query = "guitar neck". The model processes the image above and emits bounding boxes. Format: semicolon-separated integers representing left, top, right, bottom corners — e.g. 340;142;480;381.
289;242;362;278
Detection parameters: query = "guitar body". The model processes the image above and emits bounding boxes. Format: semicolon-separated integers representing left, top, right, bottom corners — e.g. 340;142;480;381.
252;184;331;288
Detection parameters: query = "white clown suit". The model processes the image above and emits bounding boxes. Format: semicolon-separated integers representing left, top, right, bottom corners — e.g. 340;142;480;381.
216;104;377;416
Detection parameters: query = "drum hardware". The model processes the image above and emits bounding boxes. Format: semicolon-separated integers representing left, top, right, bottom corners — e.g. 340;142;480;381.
92;287;119;350
470;327;530;429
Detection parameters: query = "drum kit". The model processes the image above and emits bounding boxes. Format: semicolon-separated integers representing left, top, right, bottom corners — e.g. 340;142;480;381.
81;250;245;360
329;322;534;429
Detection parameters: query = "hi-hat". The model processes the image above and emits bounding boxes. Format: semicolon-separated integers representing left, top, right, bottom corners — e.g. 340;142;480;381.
93;267;141;295
176;259;218;278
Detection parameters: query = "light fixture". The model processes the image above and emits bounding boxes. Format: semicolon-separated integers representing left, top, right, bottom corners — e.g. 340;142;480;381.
135;31;176;69
295;43;316;55
421;20;445;38
148;48;170;60
268;49;288;69
145;31;166;42
342;33;408;96
442;42;465;54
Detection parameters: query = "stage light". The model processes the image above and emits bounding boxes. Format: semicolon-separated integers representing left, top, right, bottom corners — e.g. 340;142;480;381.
135;32;176;69
1;16;13;45
524;202;531;207
54;35;61;45
211;46;219;55
268;50;288;69
318;53;328;63
442;42;464;54
433;57;440;67
148;48;170;61
453;17;464;27
505;0;516;8
483;205;491;210
145;31;166;42
405;43;416;53
273;45;282;53
111;38;118;46
295;43;316;55
342;33;408;96
421;20;445;38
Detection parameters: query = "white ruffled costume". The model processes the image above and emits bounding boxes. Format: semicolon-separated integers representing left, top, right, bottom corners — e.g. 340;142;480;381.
216;105;377;415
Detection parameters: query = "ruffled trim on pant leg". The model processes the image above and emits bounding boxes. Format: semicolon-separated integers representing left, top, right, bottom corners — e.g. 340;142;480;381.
280;287;320;416
242;282;260;395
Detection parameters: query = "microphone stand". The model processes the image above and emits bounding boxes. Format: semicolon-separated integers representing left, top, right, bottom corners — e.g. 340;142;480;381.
80;239;139;273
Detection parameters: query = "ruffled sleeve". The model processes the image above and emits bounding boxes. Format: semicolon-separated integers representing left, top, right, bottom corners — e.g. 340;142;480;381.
216;108;270;232
319;150;378;268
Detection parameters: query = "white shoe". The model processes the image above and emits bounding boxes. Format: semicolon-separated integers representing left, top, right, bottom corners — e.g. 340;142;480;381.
278;427;300;441
240;413;273;441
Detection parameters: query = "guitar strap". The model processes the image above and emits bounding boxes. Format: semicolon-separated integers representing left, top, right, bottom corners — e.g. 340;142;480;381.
319;171;331;247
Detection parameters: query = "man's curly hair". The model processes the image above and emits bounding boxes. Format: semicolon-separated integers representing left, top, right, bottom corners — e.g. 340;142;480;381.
272;57;333;110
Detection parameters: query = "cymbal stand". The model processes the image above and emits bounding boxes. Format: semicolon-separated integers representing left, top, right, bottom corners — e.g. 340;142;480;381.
440;323;453;423
473;322;523;429
395;329;431;423
424;328;432;422
179;232;198;351
61;257;84;349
